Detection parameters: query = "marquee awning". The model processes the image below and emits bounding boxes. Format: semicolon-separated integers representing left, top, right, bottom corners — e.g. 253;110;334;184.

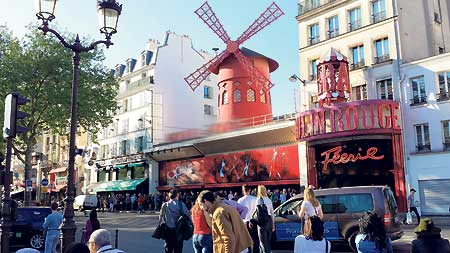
86;178;146;193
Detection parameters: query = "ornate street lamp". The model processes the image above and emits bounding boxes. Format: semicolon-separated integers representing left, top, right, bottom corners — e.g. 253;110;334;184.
34;0;122;250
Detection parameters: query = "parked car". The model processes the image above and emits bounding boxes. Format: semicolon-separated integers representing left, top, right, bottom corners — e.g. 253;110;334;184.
272;186;403;252
74;194;98;211
10;207;52;250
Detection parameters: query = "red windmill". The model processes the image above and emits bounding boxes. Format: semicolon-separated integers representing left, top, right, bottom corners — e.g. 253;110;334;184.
185;1;284;123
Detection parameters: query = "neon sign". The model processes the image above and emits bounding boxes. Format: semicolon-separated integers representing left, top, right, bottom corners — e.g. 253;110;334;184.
320;146;385;170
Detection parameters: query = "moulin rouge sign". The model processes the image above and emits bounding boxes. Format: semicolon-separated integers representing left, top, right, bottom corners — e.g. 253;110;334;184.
320;146;385;170
296;100;401;140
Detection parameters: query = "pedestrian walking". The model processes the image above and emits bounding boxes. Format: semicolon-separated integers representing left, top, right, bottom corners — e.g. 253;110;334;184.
43;202;63;253
238;184;259;253
159;189;191;253
298;188;323;220
403;188;421;225
192;191;213;253
64;242;90;253
200;191;253;253
84;209;101;243
411;218;450;253
137;194;145;214
253;185;275;253
88;229;126;253
294;216;331;253
356;211;393;253
131;194;137;211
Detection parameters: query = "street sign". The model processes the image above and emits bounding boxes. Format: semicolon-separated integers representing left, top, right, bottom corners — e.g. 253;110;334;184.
41;178;49;187
25;180;32;191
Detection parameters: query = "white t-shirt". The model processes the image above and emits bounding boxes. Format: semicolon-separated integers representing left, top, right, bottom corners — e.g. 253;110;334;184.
301;200;322;219
294;235;331;253
237;195;257;222
257;196;275;218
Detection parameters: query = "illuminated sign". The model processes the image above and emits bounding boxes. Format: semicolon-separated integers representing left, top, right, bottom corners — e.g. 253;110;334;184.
296;100;401;140
320;146;385;170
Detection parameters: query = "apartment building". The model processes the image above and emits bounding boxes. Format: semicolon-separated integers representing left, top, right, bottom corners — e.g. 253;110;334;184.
87;32;218;195
296;0;450;214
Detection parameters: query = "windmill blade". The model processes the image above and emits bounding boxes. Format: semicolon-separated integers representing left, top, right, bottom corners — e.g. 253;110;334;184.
236;2;284;45
184;50;229;91
195;1;231;43
233;50;274;91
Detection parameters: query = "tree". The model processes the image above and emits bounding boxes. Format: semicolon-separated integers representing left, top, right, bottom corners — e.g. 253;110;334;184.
0;26;119;190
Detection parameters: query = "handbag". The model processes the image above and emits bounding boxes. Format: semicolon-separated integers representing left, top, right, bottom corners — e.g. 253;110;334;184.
176;201;194;241
406;212;412;224
152;203;167;240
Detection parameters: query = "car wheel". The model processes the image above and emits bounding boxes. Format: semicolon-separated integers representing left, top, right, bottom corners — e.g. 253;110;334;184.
348;231;358;252
30;234;45;249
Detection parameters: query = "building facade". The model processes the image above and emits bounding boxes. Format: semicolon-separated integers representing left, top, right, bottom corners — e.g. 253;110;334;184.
86;32;218;195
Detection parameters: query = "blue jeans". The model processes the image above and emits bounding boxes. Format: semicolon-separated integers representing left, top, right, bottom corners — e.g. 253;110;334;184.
193;234;213;253
45;235;59;253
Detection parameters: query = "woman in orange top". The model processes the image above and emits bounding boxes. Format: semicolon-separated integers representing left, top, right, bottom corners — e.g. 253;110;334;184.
192;190;213;253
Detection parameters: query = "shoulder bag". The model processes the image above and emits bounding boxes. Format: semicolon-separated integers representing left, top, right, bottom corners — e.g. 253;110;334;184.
152;203;167;240
176;201;194;241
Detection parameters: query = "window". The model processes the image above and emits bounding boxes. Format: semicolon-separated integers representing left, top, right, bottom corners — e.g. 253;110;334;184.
120;140;128;156
410;76;427;105
150;76;154;84
372;0;386;23
316;195;338;214
110;143;117;157
437;71;450;101
310;95;318;108
260;91;266;103
247;89;255;102
204;86;212;99
348;8;362;31
204;104;213;115
120;119;129;134
374;38;389;63
122;99;128;112
352;84;367;100
310;59;318;80
415;124;431;152
133;166;145;179
336;194;374;213
117;168;128;180
233;89;241;102
233;81;241;86
98;170;106;182
351;45;365;69
377;78;393;100
309;23;320;45
327;16;339;39
222;91;229;104
442;120;450;151
135;136;144;153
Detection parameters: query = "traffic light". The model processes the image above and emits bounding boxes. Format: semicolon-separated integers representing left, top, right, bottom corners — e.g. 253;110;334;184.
3;93;30;139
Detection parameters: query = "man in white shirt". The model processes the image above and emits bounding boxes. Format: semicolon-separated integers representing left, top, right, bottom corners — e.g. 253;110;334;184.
238;184;259;253
88;229;125;253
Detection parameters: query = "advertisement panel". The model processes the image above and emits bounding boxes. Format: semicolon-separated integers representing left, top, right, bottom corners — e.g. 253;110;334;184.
159;144;299;187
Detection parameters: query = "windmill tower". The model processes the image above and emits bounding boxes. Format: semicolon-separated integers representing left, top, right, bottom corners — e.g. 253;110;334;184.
184;2;284;124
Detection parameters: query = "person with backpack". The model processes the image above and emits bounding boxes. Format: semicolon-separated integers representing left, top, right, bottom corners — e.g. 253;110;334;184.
294;216;331;253
159;189;191;253
251;185;274;253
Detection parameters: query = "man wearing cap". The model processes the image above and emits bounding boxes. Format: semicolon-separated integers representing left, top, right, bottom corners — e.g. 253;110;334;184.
411;218;450;252
403;188;420;225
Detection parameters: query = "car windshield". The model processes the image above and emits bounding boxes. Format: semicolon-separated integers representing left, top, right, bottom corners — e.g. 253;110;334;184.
278;199;302;216
17;209;51;222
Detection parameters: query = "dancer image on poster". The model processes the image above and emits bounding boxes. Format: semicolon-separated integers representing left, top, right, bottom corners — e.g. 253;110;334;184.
220;157;226;178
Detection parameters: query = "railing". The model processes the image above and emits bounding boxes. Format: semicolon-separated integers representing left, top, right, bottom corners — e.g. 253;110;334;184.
416;144;431;153
372;11;386;23
350;60;365;70
298;0;336;16
410;96;427;106
327;30;339;39
436;92;450;102
309;36;320;45
374;54;390;64
348;19;362;31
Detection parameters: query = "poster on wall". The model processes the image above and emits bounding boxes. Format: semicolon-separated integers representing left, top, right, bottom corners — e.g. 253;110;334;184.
159;144;299;187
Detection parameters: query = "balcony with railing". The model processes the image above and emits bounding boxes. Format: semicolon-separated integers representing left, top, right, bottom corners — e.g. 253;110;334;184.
410;95;427;106
436;92;450;102
348;19;362;31
374;54;390;64
416;144;431;153
443;140;450;151
309;36;320;45
327;30;339;39
372;11;386;23
298;0;337;16
350;60;365;70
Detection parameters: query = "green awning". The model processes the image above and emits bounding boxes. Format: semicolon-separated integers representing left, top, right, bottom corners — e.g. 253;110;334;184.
89;178;146;193
113;165;126;169
128;162;144;167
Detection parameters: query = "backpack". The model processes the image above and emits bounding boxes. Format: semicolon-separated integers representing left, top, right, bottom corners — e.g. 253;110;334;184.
175;201;194;241
252;197;271;226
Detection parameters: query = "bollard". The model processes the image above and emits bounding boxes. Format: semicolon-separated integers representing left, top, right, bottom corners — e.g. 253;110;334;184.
115;229;119;248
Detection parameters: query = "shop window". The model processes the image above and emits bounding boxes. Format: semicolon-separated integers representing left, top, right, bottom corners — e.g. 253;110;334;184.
247;89;255;102
377;78;393;100
442;120;450;151
133;166;145;179
415;123;430;152
336;194;374;213
233;89;241;102
410;76;427;106
117;168;128;180
222;90;229;105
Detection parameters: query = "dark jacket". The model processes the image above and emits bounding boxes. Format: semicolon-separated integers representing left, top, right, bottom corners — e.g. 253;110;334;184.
411;236;450;253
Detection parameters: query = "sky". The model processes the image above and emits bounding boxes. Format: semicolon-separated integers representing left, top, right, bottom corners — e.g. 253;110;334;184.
0;0;300;116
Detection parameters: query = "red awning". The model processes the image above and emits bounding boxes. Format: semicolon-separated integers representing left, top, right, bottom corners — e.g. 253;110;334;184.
49;167;67;174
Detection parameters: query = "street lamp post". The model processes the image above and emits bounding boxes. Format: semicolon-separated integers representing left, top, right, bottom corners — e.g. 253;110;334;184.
34;0;122;250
